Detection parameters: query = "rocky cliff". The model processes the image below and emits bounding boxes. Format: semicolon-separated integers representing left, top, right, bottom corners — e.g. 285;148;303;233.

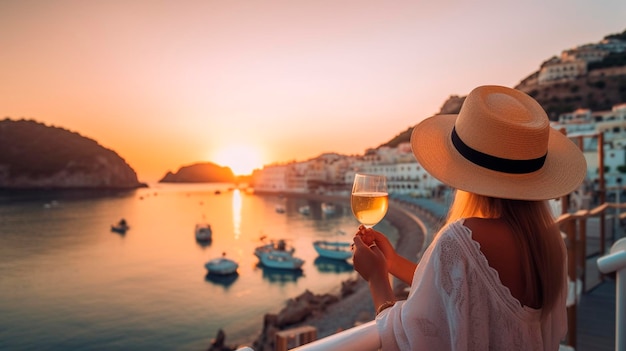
0;118;145;189
159;162;235;183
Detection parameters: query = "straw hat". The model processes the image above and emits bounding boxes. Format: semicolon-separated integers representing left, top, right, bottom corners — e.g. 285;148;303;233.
410;85;587;200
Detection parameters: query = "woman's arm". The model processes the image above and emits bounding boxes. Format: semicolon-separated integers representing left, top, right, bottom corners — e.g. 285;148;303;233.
353;235;396;313
388;254;417;286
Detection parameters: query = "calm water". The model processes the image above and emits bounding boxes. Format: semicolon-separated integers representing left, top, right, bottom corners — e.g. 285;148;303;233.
0;183;397;351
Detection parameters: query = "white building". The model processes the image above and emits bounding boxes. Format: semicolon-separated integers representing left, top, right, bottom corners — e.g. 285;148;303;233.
251;164;289;193
538;56;587;84
252;154;359;194
537;37;625;84
345;143;442;197
554;103;626;190
252;143;442;197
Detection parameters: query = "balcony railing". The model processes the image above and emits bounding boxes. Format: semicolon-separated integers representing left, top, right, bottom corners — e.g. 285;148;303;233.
597;238;626;351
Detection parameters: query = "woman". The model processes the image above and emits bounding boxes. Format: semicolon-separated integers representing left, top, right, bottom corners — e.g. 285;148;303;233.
352;85;587;350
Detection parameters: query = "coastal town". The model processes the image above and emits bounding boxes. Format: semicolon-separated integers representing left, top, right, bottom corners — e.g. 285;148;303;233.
251;33;626;217
251;100;626;213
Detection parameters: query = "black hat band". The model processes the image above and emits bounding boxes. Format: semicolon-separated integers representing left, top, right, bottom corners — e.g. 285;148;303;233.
451;127;546;174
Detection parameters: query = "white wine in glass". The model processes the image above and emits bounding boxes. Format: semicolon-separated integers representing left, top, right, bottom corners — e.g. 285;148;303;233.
351;173;389;228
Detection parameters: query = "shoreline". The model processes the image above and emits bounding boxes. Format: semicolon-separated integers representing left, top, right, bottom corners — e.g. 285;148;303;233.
230;192;443;348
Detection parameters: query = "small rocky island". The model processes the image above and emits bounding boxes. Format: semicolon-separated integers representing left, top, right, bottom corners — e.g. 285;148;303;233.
0;118;145;189
159;162;235;183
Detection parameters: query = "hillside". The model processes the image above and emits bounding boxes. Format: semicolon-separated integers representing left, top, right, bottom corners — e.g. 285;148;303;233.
0;118;145;189
516;70;626;118
381;29;626;148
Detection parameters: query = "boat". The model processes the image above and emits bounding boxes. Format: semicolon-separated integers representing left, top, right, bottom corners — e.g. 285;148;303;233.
111;219;129;234
298;205;311;215
258;250;305;270
195;223;212;242
254;239;304;270
321;202;337;215
254;239;295;257
205;253;239;275
43;200;60;209
313;240;353;260
275;205;286;213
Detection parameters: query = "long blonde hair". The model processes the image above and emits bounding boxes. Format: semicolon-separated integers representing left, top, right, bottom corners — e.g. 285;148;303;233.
444;190;565;315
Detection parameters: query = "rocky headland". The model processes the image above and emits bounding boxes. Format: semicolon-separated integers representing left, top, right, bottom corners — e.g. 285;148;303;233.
0;118;145;189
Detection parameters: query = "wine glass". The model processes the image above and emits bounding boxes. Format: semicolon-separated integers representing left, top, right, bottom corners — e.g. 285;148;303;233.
351;173;389;228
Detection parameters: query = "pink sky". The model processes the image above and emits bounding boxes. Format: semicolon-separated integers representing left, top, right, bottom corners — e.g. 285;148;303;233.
1;0;625;181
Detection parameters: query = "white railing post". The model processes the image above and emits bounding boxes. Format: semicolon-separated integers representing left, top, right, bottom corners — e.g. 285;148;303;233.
597;238;626;351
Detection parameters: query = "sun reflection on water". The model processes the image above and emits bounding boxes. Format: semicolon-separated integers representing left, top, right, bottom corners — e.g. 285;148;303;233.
232;189;242;239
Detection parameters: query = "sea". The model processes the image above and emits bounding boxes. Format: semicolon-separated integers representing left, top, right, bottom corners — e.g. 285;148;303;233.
0;182;398;351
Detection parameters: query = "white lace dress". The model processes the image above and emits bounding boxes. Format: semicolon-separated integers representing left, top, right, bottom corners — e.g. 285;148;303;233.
376;219;567;350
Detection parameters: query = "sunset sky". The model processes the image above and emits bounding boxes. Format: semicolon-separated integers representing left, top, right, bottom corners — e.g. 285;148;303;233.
1;0;625;182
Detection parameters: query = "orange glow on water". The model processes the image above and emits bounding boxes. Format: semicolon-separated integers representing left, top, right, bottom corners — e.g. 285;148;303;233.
232;189;243;239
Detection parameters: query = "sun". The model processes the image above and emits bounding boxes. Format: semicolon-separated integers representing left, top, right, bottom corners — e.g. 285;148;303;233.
212;144;264;176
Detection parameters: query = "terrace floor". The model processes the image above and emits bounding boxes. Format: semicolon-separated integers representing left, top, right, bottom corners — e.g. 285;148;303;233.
575;276;616;351
570;222;621;351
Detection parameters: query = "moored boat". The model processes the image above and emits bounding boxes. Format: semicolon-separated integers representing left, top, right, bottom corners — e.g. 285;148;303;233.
254;239;303;270
313;240;353;260
321;202;337;215
254;239;295;258
298;205;311;215
195;223;212;242
205;253;239;275
111;218;129;234
258;250;304;270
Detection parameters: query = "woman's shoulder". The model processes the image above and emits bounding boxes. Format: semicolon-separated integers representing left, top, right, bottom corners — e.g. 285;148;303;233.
436;218;474;242
462;217;515;249
435;217;520;274
463;217;511;237
432;219;473;252
434;218;515;258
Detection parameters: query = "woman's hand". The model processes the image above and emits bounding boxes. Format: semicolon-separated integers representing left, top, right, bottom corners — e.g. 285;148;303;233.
357;225;396;271
355;225;417;286
352;234;388;282
353;233;396;312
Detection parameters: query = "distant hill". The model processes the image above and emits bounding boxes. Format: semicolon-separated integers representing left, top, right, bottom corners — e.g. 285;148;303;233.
0;118;145;189
380;29;626;148
516;69;626;118
159;162;235;183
